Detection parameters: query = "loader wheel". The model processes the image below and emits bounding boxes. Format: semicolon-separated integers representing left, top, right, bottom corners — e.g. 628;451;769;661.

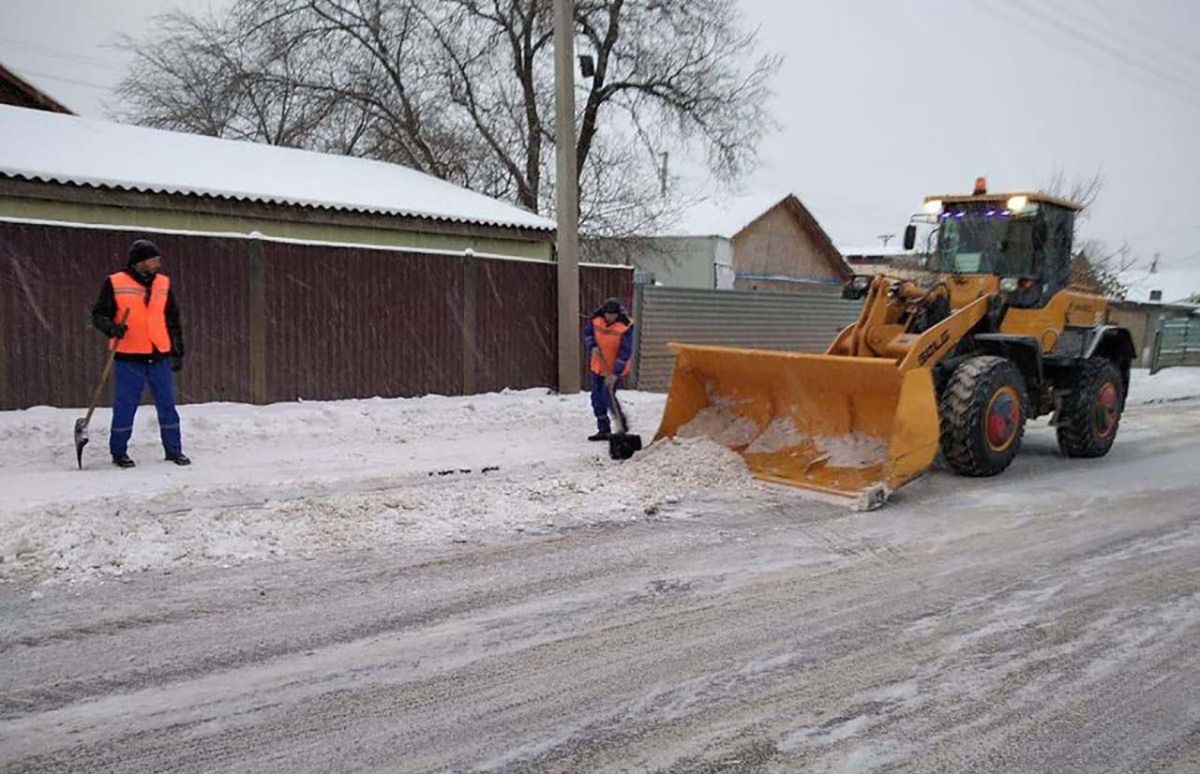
939;356;1027;477
1056;357;1124;458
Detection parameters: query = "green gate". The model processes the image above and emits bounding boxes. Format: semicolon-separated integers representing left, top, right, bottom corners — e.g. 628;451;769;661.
1151;318;1200;373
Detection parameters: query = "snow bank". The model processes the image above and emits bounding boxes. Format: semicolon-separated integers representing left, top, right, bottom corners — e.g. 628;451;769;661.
1127;368;1200;405
0;389;769;586
5;367;1197;587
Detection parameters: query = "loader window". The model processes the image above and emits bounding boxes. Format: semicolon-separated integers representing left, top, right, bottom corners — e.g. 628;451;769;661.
935;214;1035;277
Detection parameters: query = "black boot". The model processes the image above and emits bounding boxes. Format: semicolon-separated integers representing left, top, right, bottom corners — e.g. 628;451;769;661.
166;452;191;466
113;455;136;468
588;430;611;442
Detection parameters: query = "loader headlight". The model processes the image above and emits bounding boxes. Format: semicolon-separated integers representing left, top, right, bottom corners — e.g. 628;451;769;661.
1000;276;1020;292
923;199;943;215
852;275;872;291
1006;195;1029;213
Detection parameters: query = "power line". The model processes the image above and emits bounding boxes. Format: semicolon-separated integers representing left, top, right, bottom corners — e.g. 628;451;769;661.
0;37;126;72
1062;0;1200;87
11;68;113;92
966;0;1200;109
1005;0;1200;102
1085;0;1200;70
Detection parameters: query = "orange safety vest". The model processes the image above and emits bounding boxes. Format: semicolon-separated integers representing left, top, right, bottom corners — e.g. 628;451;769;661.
590;316;633;377
109;271;172;355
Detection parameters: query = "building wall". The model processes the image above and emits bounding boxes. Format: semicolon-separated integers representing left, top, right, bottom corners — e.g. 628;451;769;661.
713;238;735;290
1109;303;1196;366
0;180;553;261
731;204;843;290
1109;306;1151;366
0;219;628;409
606;235;721;289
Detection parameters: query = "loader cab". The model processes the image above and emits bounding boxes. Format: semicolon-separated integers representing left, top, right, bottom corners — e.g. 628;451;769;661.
912;191;1080;308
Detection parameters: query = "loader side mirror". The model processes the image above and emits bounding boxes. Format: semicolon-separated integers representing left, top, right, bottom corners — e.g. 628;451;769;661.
903;224;917;251
842;274;872;300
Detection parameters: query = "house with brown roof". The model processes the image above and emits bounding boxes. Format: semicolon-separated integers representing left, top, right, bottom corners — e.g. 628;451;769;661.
585;192;851;292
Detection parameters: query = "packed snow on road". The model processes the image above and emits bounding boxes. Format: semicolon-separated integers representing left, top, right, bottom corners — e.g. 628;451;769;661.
2;369;1199;589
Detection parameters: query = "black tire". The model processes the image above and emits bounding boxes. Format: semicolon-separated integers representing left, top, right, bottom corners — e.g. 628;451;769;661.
939;356;1028;477
1056;357;1124;458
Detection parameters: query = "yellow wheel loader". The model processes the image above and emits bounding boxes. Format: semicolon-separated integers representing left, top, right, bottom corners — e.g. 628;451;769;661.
654;180;1136;504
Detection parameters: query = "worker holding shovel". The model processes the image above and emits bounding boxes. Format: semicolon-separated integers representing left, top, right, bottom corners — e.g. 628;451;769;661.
583;298;634;442
88;239;190;468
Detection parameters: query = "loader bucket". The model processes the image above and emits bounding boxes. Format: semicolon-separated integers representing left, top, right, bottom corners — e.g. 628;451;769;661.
654;344;940;499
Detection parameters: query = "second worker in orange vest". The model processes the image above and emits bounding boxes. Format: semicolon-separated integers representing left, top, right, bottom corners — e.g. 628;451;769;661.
583;298;634;442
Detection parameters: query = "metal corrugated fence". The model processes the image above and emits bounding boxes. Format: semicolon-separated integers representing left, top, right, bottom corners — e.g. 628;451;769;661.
0;219;631;408
633;285;863;391
1151;318;1200;373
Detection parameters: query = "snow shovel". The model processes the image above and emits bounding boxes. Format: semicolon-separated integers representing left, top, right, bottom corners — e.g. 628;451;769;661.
592;347;642;460
607;383;643;461
74;309;129;469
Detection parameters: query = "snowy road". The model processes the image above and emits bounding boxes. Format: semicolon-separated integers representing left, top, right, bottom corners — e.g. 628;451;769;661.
2;373;1200;771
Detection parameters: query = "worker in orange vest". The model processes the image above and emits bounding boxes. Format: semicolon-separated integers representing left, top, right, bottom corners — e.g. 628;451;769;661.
583;297;634;441
91;239;190;468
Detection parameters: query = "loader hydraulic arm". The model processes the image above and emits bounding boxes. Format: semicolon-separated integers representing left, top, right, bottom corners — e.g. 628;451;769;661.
828;276;990;371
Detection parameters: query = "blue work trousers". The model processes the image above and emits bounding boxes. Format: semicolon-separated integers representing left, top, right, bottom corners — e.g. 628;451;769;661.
590;373;623;433
110;359;182;458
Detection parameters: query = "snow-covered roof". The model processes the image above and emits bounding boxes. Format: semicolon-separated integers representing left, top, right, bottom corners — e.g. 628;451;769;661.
837;244;913;258
1120;262;1200;305
662;192;792;238
0;105;554;232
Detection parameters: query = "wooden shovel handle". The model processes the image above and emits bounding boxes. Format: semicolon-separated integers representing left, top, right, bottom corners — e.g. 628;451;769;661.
82;309;131;426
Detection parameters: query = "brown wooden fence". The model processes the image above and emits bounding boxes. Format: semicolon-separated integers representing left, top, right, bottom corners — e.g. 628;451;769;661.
0;221;631;409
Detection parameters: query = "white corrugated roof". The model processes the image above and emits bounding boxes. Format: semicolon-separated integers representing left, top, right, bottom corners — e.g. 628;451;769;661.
0;105;554;232
1120;262;1200;305
662;192;791;238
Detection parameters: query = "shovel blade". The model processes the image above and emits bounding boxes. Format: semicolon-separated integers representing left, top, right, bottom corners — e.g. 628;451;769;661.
74;417;89;469
609;432;643;460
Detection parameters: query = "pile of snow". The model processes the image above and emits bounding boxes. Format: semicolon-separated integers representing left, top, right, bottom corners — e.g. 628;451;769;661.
687;412;886;470
813;433;887;469
0;389;768;586
678;405;760;447
746;418;808;454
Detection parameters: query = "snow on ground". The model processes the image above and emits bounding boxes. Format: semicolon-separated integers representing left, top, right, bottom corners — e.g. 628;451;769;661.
0;389;767;586
2;368;1198;588
1126;366;1200;405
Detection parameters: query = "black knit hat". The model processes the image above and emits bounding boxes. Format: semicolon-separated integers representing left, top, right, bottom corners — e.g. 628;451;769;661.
601;297;622;314
128;239;161;265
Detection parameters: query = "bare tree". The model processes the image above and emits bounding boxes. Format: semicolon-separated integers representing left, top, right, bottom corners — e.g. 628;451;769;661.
114;0;780;235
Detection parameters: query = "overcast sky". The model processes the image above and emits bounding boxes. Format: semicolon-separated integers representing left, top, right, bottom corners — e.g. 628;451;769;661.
2;0;1197;275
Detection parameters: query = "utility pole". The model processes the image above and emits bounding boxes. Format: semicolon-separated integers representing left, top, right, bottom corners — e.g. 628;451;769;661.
554;0;581;394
